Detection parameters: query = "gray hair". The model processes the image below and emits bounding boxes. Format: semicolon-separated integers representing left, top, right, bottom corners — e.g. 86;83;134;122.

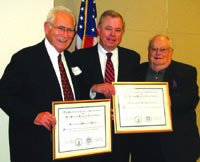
98;10;125;29
47;6;76;26
148;34;173;49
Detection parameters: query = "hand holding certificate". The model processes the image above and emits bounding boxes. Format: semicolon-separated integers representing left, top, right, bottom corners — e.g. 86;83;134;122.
112;82;172;134
52;99;112;160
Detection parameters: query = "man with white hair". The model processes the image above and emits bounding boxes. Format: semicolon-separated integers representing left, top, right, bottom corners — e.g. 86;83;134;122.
132;34;200;162
0;6;80;162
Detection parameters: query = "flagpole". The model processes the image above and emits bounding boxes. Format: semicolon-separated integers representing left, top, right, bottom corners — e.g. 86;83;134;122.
82;0;88;48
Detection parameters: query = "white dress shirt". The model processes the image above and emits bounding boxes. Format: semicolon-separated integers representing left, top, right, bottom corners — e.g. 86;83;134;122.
90;43;119;99
45;39;76;100
98;43;119;81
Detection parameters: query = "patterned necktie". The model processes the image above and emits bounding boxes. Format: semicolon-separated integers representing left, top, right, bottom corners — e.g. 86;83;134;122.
58;54;74;101
105;52;115;84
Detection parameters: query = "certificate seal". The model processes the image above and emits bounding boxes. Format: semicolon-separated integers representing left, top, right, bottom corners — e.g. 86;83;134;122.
75;138;83;147
135;116;142;123
86;137;92;145
145;116;152;123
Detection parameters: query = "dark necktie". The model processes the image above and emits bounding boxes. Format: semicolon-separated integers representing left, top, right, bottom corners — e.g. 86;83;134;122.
58;54;74;101
105;52;115;84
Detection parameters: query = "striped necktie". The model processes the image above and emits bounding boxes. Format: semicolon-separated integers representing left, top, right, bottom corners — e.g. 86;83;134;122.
58;54;74;101
105;52;115;84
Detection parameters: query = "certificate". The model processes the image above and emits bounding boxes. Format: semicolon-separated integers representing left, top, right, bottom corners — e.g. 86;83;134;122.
52;99;112;160
112;82;172;133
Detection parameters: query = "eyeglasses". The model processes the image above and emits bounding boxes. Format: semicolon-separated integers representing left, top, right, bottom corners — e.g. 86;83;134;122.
50;23;76;34
149;47;170;53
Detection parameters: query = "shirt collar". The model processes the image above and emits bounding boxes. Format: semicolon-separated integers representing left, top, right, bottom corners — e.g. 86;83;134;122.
98;43;118;56
45;38;60;59
148;66;167;74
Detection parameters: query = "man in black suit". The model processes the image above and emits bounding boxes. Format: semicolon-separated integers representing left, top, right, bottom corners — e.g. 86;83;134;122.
0;6;80;162
132;34;200;162
73;10;140;162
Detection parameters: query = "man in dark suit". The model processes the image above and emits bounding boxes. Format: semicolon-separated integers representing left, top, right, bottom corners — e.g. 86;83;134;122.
132;34;200;162
73;10;140;162
0;6;80;162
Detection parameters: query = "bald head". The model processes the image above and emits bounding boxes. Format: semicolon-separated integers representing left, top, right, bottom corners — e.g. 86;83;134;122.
148;35;173;72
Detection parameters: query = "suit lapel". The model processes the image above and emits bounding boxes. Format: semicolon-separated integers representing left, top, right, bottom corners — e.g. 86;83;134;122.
38;41;62;100
118;47;125;81
89;45;104;83
139;63;149;81
163;61;174;82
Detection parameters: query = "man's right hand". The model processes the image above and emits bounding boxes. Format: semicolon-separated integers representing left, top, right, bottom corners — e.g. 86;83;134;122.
91;83;115;98
34;112;56;131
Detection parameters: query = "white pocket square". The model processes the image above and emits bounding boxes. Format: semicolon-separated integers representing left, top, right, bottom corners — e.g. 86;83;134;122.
72;66;82;76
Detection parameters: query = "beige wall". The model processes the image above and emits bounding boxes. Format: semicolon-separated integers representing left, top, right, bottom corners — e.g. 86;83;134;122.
0;0;199;161
0;1;54;162
55;0;200;161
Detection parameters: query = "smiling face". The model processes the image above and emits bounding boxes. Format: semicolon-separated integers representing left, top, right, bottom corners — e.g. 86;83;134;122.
148;35;173;72
44;11;75;53
97;16;124;51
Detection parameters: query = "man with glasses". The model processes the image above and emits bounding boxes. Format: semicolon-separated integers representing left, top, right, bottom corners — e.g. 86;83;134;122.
0;6;80;162
132;34;200;162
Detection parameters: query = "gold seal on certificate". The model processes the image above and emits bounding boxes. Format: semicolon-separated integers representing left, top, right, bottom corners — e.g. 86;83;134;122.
52;99;112;160
112;82;172;134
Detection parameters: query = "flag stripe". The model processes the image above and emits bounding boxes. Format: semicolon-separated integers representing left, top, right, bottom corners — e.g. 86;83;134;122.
75;0;97;50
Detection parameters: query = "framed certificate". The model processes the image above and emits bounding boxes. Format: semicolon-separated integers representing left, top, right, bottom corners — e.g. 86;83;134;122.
112;82;172;134
52;99;112;160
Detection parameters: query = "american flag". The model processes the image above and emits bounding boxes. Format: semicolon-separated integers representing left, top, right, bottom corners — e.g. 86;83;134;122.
75;0;97;50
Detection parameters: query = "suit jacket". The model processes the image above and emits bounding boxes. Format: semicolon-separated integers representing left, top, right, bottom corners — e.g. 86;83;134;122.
134;61;200;162
0;40;80;162
72;44;140;162
72;44;140;100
